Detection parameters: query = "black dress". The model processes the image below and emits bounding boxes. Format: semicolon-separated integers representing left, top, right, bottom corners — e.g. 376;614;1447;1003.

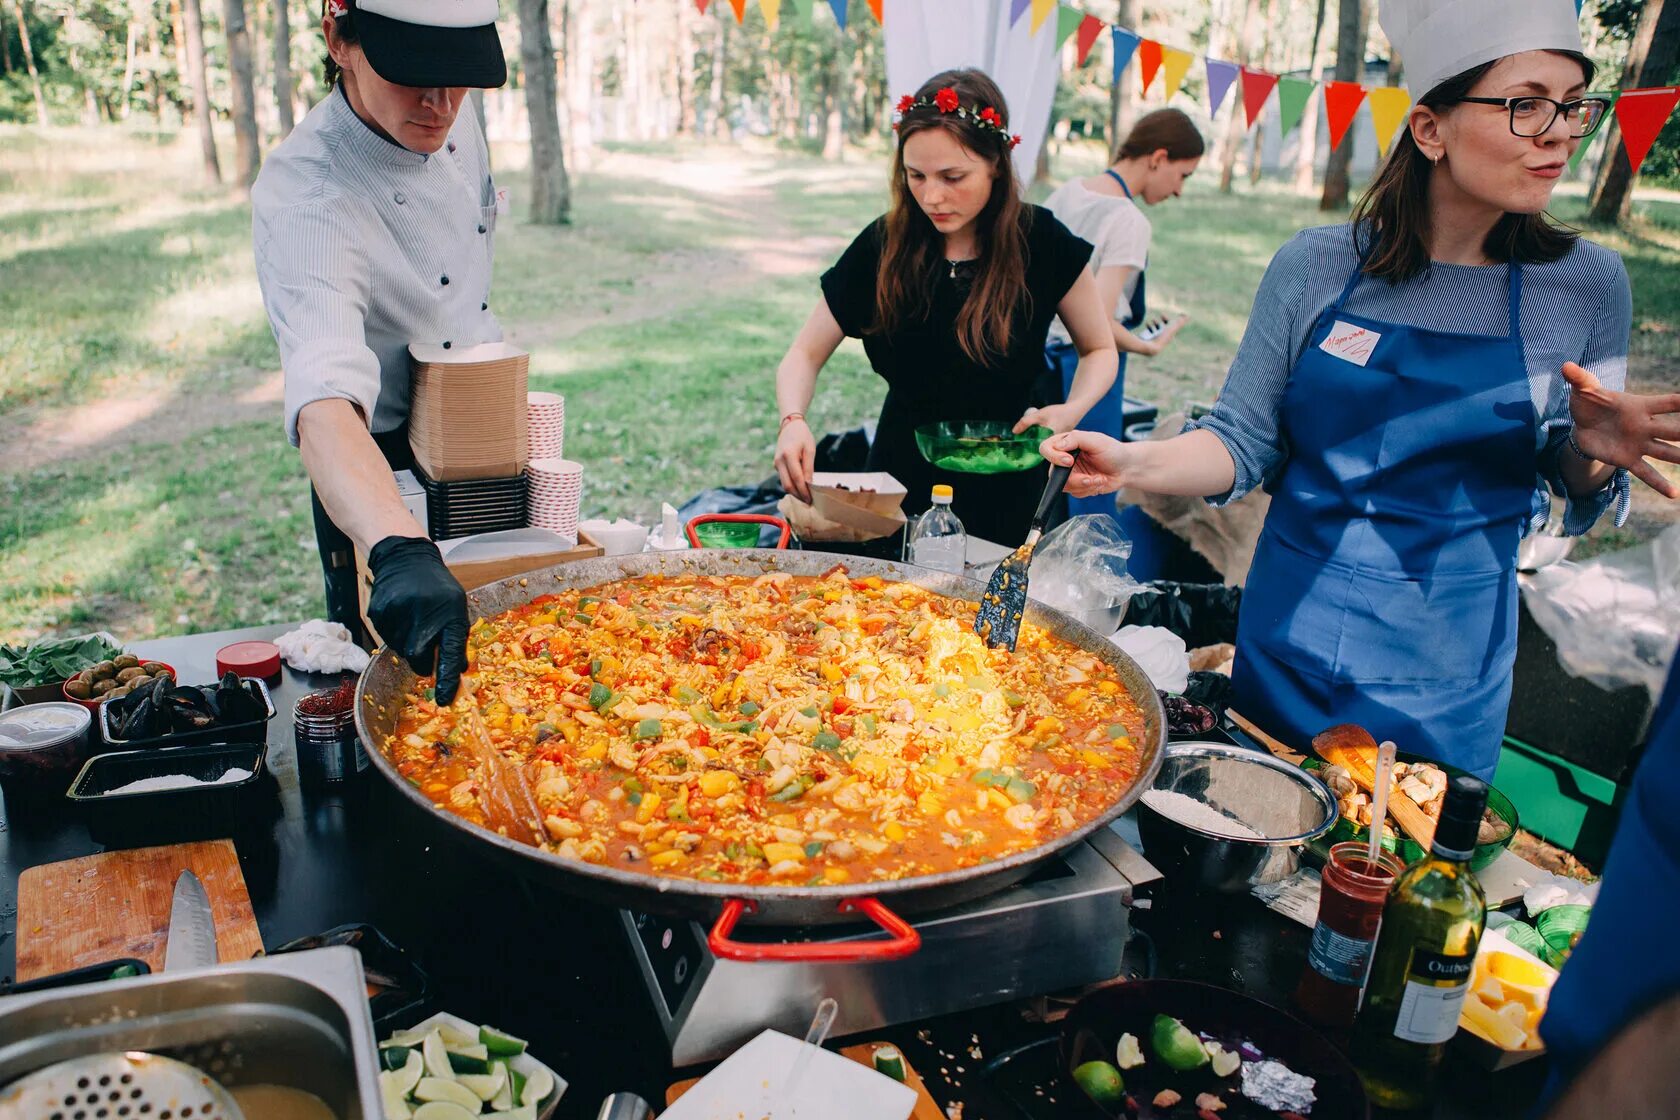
820;205;1093;547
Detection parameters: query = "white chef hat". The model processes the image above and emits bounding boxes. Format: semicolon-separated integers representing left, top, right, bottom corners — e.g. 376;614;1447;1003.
1378;0;1584;102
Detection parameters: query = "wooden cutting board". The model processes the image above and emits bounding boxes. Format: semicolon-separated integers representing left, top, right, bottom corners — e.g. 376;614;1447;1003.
15;840;263;981
667;1041;944;1119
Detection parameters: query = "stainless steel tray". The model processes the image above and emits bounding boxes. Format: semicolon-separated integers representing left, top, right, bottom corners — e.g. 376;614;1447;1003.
0;946;382;1120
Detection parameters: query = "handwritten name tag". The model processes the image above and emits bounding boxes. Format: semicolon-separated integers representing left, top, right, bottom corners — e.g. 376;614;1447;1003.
1319;320;1381;366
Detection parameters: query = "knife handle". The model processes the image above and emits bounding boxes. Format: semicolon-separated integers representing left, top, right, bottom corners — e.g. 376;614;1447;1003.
1030;450;1080;532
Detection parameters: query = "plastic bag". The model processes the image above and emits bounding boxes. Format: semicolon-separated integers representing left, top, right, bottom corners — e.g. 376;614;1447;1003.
1522;523;1680;703
1112;625;1189;692
1025;514;1145;621
1124;582;1244;648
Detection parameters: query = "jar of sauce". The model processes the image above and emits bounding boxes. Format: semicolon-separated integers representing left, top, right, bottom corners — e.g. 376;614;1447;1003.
1295;840;1405;1028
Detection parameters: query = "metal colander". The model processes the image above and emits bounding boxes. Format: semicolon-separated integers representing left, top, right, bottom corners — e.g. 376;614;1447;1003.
2;1052;243;1120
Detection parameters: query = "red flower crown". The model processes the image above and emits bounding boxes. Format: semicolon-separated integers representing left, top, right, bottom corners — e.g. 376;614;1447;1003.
893;88;1022;150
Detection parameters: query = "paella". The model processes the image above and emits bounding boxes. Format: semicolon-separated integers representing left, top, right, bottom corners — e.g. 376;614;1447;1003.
381;565;1149;887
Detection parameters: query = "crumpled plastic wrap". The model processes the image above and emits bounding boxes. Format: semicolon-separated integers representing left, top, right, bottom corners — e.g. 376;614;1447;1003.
1024;515;1144;622
1522;523;1680;702
275;619;371;675
1112;625;1190;693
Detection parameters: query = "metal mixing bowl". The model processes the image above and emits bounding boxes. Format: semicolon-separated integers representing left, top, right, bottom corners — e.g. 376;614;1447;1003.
1137;741;1338;893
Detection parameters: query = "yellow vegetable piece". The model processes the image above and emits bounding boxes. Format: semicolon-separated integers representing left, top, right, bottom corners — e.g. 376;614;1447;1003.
1065;688;1091;712
986;788;1013;811
823;866;851;883
636;793;663;824
932;754;960;777
916;791;942;815
649;850;685;868
1462;994;1529;1050
882;821;906;842
820;662;844;683
1097;681;1119;695
699;771;740;798
1034;716;1064;735
763;842;805;864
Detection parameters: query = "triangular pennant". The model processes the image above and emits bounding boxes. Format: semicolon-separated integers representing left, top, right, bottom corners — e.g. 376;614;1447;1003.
1615;86;1680;176
759;0;779;28
1111;27;1142;85
1205;58;1241;117
826;0;846;27
727;0;746;20
864;0;880;21
1075;14;1105;66
1367;86;1412;158
1275;76;1314;135
694;0;711;13
1054;6;1083;51
1240;67;1279;129
1009;0;1030;26
1569;91;1621;171
1137;39;1163;95
1323;80;1368;152
1161;47;1195;101
1030;0;1056;34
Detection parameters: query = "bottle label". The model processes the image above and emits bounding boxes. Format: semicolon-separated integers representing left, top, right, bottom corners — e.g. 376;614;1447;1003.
1308;923;1378;987
1391;948;1473;1044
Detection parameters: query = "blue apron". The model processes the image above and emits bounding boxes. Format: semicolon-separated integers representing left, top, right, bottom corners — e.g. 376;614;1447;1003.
1230;251;1535;779
1060;169;1148;521
1539;667;1680;1109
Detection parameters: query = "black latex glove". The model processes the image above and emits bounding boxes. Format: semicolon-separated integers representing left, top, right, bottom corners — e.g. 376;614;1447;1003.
366;536;469;706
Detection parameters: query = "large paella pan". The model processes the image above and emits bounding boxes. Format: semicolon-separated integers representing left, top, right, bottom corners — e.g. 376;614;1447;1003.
356;550;1164;961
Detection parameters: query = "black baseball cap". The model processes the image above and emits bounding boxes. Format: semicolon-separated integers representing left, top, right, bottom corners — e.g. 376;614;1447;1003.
353;0;507;89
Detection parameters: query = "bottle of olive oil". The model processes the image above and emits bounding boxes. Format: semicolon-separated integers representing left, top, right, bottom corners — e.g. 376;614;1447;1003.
1351;775;1489;1110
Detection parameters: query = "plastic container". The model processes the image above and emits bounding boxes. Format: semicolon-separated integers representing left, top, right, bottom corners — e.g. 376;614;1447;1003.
913;421;1052;474
62;660;175;715
99;676;276;751
295;684;367;786
1294;841;1406;1029
67;740;267;836
217;641;282;681
1301;757;1520;873
904;485;966;574
0;702;92;782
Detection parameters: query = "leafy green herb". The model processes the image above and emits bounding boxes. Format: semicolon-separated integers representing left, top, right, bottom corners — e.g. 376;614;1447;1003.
0;634;125;688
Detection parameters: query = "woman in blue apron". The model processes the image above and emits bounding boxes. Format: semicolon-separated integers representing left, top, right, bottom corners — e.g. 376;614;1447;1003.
1036;0;1680;778
1041;110;1202;527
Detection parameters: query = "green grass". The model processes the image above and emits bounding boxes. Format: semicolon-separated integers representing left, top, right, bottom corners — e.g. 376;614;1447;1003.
1;126;1676;643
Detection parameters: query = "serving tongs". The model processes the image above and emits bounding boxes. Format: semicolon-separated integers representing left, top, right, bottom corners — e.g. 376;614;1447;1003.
461;706;547;846
974;451;1079;652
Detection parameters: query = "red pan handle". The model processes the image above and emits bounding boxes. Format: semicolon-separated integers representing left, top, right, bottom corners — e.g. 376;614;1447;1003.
685;513;792;550
706;897;922;962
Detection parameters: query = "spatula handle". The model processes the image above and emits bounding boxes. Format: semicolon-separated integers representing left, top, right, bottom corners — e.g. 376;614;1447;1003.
1030;451;1079;531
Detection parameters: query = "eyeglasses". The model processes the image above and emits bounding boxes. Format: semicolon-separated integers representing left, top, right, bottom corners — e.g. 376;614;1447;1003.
1453;96;1614;138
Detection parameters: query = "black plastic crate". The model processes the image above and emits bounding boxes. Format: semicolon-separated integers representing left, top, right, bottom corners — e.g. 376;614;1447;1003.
67;740;269;838
99;676;275;751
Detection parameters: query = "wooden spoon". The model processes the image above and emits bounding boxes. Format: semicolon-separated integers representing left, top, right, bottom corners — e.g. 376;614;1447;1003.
1312;723;1437;848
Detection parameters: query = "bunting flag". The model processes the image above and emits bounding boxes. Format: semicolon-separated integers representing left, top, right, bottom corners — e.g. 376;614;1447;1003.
1054;5;1083;51
826;0;846;28
1009;0;1030;26
1030;0;1056;34
694;0;711;13
1367;86;1413;158
1205;58;1241;117
1276;75;1315;136
1569;91;1620;171
864;0;880;20
1137;39;1164;95
759;0;780;29
727;0;746;21
1075;13;1104;65
1240;66;1280;128
1615;86;1680;175
1111;27;1142;85
1324;80;1369;152
1161;46;1195;102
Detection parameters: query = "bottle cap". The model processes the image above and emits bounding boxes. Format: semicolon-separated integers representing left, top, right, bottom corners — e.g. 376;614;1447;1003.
1432;774;1489;860
931;484;953;501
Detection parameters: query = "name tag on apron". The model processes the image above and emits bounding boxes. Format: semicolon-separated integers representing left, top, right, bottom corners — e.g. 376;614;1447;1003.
1319;320;1382;367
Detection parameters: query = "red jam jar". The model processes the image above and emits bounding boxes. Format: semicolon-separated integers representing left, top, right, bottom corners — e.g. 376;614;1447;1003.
1295;840;1406;1028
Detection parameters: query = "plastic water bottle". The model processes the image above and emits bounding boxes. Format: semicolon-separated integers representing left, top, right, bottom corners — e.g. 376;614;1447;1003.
906;484;966;574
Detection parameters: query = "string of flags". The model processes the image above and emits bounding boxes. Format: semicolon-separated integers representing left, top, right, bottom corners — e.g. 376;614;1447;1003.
693;0;1680;177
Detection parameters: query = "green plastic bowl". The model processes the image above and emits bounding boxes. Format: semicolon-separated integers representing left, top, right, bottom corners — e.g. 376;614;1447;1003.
692;521;763;548
1302;756;1519;873
913;421;1053;474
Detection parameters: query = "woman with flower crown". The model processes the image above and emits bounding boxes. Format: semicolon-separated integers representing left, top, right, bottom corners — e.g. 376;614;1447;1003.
772;68;1118;547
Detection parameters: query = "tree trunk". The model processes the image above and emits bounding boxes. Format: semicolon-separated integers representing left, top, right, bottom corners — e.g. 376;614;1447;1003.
822;26;845;160
182;0;222;182
120;18;139;119
1219;0;1264;192
273;0;294;135
0;2;9;77
222;0;262;186
1249;0;1287;184
519;0;571;223
1294;0;1330;193
10;0;49;127
1590;0;1678;225
1107;0;1135;159
1318;0;1366;210
676;0;696;134
711;10;728;138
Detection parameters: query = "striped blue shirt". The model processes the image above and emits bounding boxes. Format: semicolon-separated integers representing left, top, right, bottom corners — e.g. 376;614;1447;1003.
252;86;502;446
1190;223;1632;536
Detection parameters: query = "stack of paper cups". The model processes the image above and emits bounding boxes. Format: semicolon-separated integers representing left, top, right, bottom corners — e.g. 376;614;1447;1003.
527;458;584;542
528;391;565;460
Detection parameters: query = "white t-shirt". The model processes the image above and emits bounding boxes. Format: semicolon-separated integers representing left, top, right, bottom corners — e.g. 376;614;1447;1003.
1043;176;1151;344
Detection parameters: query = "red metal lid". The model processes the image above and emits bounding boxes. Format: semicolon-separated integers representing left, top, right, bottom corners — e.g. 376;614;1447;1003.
217;641;282;680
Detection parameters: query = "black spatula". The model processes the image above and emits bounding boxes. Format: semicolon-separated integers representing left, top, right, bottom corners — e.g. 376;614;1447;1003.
974;451;1079;652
